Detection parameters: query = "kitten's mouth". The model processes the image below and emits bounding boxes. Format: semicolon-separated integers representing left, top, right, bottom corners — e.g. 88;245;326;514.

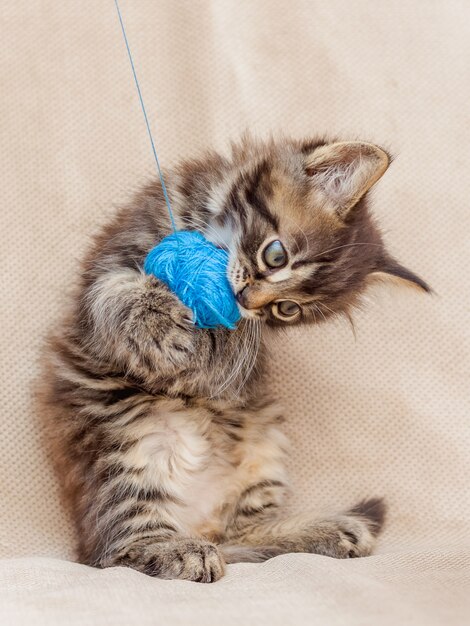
233;285;266;320
235;293;265;320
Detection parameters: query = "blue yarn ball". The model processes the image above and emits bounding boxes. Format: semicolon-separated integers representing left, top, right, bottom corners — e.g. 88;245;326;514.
144;230;241;330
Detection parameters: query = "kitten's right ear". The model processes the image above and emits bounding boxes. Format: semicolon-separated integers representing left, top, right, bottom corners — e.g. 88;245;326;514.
368;256;432;294
303;141;390;218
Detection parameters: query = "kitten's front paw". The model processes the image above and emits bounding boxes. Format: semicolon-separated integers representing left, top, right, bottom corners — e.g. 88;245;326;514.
143;539;225;582
127;277;195;366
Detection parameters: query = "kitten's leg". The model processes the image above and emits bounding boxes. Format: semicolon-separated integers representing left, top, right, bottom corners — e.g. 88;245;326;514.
84;269;196;375
104;537;225;582
68;270;226;581
82;458;225;582
220;415;385;563
221;496;386;563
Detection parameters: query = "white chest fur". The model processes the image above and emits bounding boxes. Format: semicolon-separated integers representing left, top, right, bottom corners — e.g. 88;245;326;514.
121;408;237;536
120;402;289;540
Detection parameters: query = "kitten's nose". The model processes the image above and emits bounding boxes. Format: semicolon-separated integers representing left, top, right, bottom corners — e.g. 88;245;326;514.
236;285;271;310
236;285;250;308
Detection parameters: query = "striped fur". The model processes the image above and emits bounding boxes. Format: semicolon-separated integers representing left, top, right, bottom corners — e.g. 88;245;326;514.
39;136;427;582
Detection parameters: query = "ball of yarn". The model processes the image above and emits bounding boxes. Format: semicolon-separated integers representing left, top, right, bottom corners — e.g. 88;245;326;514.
144;230;241;330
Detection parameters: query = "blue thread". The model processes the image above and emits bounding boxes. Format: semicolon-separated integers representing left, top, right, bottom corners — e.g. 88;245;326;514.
115;1;240;330
144;231;241;329
114;0;176;231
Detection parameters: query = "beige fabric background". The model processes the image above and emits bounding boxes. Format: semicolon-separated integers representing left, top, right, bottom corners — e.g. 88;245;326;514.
1;1;469;624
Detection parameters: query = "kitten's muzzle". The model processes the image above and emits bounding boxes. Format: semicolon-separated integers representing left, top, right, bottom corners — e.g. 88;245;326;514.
236;286;251;308
236;286;270;310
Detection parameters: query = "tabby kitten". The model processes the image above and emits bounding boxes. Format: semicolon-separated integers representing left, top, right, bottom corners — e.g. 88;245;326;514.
41;136;429;582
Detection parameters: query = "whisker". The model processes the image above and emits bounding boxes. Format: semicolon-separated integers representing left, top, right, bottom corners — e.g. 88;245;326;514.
229;324;252;397
312;242;383;260
211;319;251;397
313;303;327;323
316;301;357;339
277;213;309;255
316;301;336;317
180;215;230;251
180;214;217;237
235;320;261;396
233;318;260;396
238;320;257;389
186;218;228;249
345;311;357;341
226;322;254;397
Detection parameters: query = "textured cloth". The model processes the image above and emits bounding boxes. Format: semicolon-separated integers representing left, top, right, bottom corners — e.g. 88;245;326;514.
1;553;469;626
1;0;469;624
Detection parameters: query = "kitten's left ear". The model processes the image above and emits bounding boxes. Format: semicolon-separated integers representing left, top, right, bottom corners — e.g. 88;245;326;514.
304;141;390;218
368;256;432;293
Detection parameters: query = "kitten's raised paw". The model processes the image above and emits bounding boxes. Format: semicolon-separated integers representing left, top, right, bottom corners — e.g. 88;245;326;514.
132;538;225;582
126;277;195;366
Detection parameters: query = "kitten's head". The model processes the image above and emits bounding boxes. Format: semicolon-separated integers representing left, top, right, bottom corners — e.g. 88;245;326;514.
197;137;430;326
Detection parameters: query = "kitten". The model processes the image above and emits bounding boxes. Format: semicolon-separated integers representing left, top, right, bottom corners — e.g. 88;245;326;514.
40;136;429;582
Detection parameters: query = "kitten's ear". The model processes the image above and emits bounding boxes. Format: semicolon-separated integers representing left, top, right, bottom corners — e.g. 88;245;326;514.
304;141;390;218
368;256;432;293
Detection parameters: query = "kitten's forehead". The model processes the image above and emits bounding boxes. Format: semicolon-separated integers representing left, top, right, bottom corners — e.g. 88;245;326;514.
208;146;347;272
268;170;342;255
238;155;341;244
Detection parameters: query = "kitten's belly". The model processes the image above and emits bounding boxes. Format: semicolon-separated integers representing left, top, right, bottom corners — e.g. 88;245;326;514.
123;401;287;541
177;463;235;541
125;408;238;540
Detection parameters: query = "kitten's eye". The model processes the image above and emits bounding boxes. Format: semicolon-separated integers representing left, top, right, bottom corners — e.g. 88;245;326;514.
263;240;287;268
275;300;300;318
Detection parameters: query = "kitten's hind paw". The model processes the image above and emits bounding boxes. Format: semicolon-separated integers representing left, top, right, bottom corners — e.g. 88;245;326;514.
332;496;387;558
307;497;387;559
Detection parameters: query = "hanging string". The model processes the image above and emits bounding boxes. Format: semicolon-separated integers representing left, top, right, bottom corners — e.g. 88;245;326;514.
112;1;241;331
114;0;177;233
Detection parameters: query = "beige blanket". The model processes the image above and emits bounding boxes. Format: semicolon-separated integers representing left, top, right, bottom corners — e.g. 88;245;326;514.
1;1;469;624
